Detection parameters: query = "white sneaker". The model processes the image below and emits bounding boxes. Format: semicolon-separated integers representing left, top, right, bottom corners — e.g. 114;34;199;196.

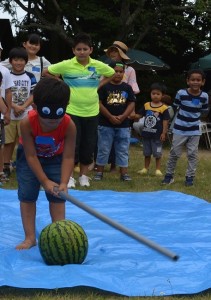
79;175;91;187
67;177;76;188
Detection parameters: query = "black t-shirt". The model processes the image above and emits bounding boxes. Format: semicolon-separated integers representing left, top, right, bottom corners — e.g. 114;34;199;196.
98;82;136;128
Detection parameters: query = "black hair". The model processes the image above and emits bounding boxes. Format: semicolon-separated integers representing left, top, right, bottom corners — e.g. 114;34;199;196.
0;72;2;84
109;60;125;70
9;47;28;63
23;33;42;45
33;77;70;108
186;69;206;80
72;32;92;48
150;82;167;94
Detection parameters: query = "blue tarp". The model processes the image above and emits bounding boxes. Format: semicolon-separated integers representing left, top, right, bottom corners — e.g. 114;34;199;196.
0;189;211;296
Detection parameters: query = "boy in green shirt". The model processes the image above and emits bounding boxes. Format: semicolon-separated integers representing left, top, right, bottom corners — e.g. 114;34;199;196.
43;33;115;187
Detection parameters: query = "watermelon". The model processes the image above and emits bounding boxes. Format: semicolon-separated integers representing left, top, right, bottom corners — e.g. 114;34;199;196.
38;219;88;265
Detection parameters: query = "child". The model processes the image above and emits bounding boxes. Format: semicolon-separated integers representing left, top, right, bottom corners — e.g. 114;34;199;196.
1;33;51;83
42;32;115;187
104;41;140;172
16;77;76;250
0;71;9;184
162;69;209;186
132;82;170;176
94;61;136;181
3;47;37;177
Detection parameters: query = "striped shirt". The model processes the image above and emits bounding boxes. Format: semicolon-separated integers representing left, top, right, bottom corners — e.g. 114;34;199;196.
173;89;209;136
48;57;115;117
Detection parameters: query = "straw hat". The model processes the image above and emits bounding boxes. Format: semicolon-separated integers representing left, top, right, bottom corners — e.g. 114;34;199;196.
104;41;130;60
0;42;3;50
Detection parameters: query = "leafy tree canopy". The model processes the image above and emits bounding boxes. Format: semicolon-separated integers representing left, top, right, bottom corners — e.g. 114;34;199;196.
1;0;211;71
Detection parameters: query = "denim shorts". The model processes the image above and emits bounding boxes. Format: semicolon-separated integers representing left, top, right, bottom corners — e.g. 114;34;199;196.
16;144;65;203
142;138;163;158
96;126;130;167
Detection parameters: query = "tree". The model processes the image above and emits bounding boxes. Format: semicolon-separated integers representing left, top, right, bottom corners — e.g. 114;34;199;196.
1;0;211;71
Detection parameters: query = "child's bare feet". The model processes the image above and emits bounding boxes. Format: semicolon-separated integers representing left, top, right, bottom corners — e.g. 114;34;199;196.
15;239;37;250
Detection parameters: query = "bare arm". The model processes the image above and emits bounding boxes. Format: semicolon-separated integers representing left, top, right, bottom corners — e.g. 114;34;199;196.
0;96;8;115
160;119;169;141
98;74;115;90
4;88;12;124
42;68;60;79
117;102;135;123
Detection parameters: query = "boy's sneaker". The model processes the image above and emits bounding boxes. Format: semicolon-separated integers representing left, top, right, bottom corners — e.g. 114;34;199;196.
67;177;76;188
94;172;103;181
120;174;132;181
137;168;148;175
185;176;194;186
79;175;91;187
161;174;174;185
155;170;163;176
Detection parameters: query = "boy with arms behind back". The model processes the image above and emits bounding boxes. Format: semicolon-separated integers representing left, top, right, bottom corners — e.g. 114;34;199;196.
162;69;209;186
16;78;76;250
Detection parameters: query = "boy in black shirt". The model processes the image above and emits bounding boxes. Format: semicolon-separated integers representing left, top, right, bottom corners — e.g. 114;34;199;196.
94;61;136;181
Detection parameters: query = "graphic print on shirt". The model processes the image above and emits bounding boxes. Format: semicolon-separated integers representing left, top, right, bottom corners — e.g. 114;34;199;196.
35;136;61;158
107;90;128;105
144;110;160;134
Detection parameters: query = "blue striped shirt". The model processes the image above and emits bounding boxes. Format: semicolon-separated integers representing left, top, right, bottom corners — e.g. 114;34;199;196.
173;89;209;136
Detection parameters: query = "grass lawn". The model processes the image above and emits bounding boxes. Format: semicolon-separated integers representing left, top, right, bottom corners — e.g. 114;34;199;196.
1;141;211;300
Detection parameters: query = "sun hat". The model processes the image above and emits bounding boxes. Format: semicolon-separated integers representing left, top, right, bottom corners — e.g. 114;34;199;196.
104;41;130;60
0;42;3;50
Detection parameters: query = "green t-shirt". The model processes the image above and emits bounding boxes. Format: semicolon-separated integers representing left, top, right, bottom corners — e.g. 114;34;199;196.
48;57;115;117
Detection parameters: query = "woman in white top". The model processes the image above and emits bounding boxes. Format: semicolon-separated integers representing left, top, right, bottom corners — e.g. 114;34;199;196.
1;33;51;83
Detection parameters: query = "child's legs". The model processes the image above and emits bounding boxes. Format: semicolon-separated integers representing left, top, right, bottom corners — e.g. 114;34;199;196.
166;134;188;175
186;135;200;177
4;120;19;164
16;145;40;249
79;116;98;176
96;126;114;168
16;201;37;249
114;127;130;174
49;202;65;222
142;138;152;169
0;122;5;172
151;139;163;170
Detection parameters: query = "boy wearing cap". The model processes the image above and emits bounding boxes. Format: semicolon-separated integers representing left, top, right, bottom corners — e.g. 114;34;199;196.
16;78;76;250
42;32;115;188
94;61;136;181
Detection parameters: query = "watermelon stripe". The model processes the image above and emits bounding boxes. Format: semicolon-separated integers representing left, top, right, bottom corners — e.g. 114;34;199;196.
39;220;88;265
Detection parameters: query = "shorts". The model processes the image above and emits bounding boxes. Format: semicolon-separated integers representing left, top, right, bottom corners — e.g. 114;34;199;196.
142;138;163;158
16;144;65;203
0;120;5;146
4;120;21;144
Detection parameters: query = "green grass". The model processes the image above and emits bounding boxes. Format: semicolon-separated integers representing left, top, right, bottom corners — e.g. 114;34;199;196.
1;142;211;299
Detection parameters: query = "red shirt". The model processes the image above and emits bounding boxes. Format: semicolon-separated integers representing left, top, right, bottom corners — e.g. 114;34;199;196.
21;110;70;157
